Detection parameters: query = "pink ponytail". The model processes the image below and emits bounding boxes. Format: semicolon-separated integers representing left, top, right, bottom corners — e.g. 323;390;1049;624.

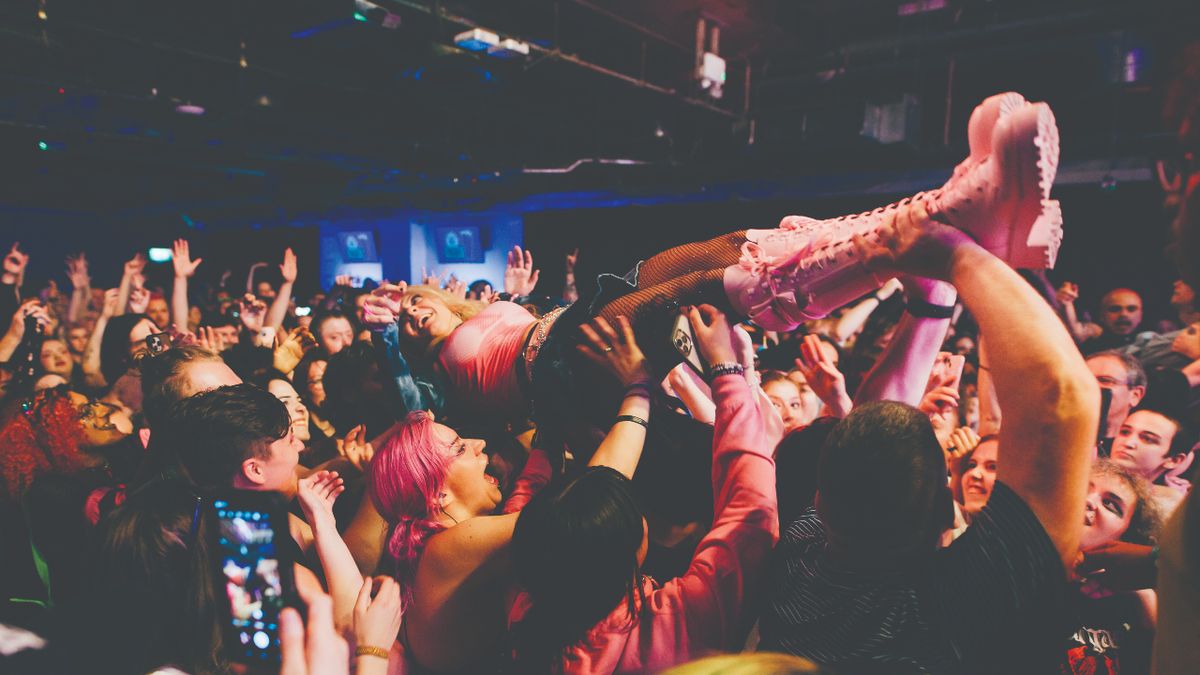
368;412;451;601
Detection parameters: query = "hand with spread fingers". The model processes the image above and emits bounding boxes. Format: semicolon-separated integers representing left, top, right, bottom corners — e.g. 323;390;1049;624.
577;316;652;387
504;245;540;297
794;333;852;418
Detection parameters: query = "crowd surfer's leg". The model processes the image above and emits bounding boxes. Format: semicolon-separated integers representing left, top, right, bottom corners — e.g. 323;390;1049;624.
636;231;748;288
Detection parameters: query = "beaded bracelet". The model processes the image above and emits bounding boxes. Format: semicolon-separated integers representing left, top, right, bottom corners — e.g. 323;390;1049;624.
708;362;745;380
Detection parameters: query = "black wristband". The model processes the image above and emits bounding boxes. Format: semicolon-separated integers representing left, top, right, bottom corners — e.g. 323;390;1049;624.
624;382;653;396
614;414;649;429
905;298;955;319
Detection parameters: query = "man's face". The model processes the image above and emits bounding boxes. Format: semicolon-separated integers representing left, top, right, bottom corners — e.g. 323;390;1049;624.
318;317;355;355
257;281;276;301
1112;410;1181;481
212;325;240;349
256;428;303;497
1100;289;1143;336
147;298;170;330
1087;355;1144;437
67;327;89;355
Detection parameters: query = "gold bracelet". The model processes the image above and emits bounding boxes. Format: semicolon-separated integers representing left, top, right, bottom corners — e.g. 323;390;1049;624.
355;645;390;660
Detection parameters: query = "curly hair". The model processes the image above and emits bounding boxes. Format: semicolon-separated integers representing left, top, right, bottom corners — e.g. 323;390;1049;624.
0;387;88;502
1092;459;1164;547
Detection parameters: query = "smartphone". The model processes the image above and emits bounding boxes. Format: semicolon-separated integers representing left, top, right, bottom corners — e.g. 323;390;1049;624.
670;313;706;376
294;306;312;317
207;491;296;665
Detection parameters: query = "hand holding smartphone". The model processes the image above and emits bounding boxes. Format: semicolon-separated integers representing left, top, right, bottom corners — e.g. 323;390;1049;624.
208;490;298;665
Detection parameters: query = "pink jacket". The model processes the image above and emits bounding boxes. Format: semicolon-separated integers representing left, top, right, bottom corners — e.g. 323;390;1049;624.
510;373;781;674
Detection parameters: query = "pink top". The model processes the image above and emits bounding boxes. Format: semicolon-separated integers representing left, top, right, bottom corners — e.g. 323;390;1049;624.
508;373;781;674
437;302;536;418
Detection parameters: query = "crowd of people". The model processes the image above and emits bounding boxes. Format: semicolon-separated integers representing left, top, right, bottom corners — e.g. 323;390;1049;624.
0;80;1197;675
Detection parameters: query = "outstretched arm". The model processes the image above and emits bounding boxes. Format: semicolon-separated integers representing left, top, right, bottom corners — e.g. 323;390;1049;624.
266;247;297;331
296;471;362;631
858;201;1099;568
171;239;201;331
854;274;957;407
580;316;652;479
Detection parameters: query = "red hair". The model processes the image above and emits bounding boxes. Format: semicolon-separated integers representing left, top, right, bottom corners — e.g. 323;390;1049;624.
0;389;88;502
367;411;451;601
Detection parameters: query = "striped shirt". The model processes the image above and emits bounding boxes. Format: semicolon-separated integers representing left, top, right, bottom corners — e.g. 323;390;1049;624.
760;482;1071;674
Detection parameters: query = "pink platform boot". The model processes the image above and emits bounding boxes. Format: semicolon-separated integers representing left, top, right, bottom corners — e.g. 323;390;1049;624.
727;92;1062;331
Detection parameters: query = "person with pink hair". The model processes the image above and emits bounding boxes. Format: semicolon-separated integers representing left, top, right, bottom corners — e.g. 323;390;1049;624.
367;315;656;672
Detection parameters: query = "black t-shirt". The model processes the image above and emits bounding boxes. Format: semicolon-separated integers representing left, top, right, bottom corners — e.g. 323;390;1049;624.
1060;592;1153;674
760;482;1071;674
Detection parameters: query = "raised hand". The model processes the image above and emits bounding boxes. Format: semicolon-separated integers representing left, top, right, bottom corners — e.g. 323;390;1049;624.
421;267;445;289
943;425;981;461
685;304;739;366
927;352;966;391
65;253;91;289
100;288;122;319
445;275;467;300
172;239;202;278
353;577;403;660
7;299;48;338
296;470;346;528
195;325;224;352
3;243;29;282
280;247;298;284
128;286;151;314
334;274;352;288
577;316;652;387
238;293;267;333
360;282;407;330
504;245;540;296
123;252;147;279
565;247;579;272
275;326;317;374
1056;281;1080;306
794;334;852;417
853;199;975;281
336;424;375;472
918;385;960;446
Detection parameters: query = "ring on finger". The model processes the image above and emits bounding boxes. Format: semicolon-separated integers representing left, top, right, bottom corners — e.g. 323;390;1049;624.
603;346;614;353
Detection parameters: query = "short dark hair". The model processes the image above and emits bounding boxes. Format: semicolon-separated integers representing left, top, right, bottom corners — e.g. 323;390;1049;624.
1087;350;1148;389
99;314;150;385
817;401;950;553
140;345;226;429
322;342;379;432
150;384;289;491
312;308;356;336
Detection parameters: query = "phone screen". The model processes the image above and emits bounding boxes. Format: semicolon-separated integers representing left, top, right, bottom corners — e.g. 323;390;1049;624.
210;495;293;664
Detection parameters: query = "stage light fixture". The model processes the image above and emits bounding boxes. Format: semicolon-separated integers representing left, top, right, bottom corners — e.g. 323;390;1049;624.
487;38;529;59
455;28;500;52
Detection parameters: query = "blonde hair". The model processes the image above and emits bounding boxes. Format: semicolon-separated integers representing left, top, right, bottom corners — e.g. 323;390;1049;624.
661;653;828;675
398;285;486;354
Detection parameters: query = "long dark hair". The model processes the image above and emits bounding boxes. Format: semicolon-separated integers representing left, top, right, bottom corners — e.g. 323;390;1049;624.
99;313;150;385
511;466;647;673
64;476;224;674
